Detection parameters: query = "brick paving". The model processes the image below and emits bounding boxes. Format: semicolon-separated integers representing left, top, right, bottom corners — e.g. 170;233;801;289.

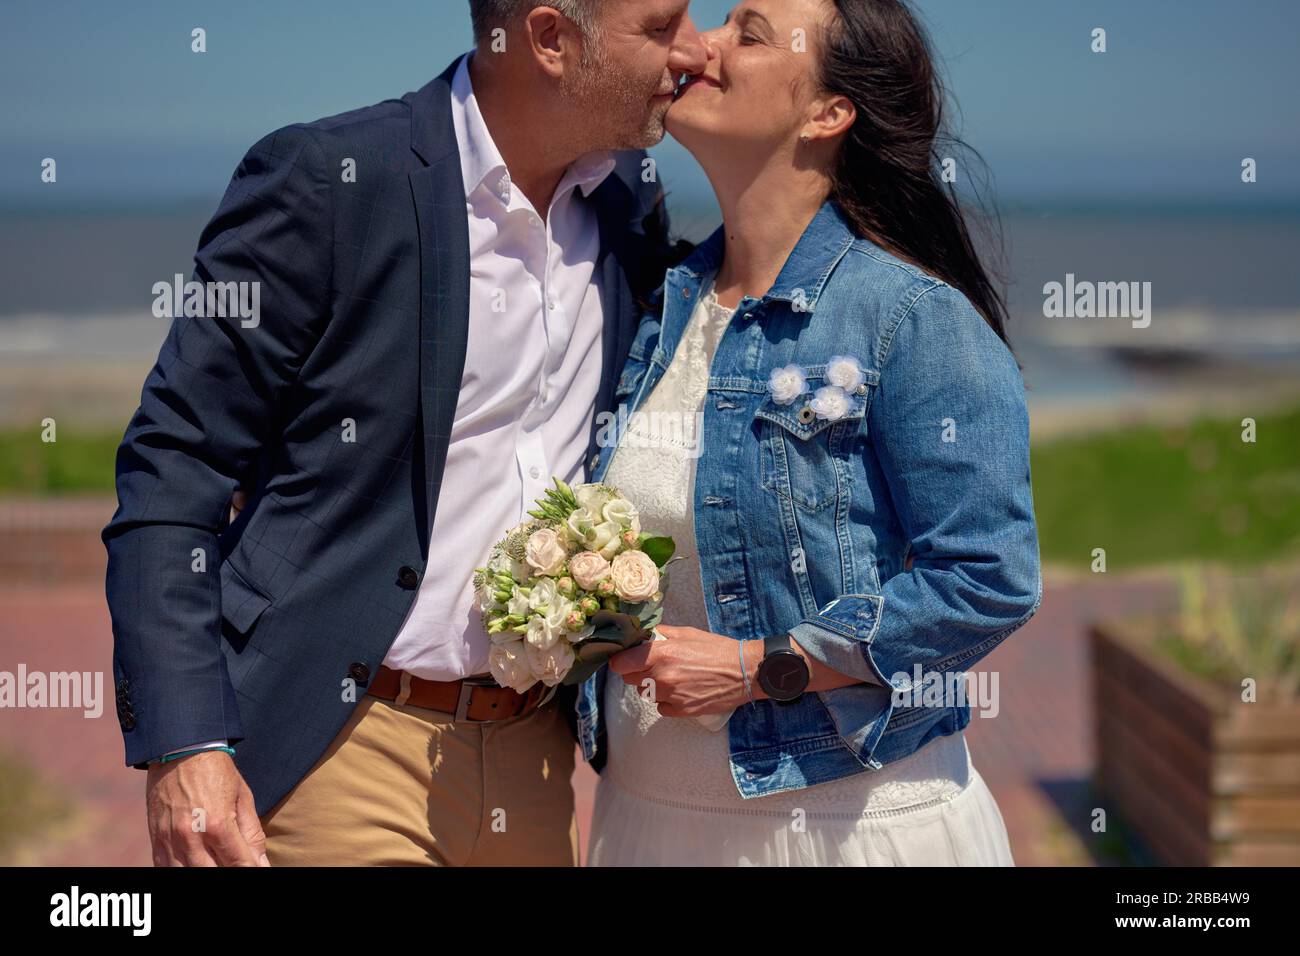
0;497;1177;866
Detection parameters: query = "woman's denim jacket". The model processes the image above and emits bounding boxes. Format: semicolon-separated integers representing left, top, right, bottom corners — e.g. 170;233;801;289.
576;199;1042;798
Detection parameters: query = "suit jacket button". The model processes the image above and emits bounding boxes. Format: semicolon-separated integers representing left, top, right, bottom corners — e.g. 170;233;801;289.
348;662;371;685
121;713;136;731
397;566;420;590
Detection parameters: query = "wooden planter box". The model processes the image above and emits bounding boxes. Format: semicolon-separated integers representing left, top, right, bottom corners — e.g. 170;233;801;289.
1091;618;1300;866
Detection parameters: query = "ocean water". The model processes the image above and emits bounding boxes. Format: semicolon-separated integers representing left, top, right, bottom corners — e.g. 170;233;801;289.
1;202;1297;405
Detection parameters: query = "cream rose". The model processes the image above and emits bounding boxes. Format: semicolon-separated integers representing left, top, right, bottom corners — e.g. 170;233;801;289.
524;528;567;577
488;640;535;694
610;550;660;603
569;551;612;591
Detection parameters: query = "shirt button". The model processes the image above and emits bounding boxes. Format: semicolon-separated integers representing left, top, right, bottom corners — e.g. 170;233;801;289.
529;466;541;479
588;453;600;471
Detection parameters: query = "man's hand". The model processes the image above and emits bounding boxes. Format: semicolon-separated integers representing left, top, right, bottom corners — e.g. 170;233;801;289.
145;750;270;867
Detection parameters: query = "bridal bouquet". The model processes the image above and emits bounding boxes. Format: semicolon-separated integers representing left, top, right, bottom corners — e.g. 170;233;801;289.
474;478;679;693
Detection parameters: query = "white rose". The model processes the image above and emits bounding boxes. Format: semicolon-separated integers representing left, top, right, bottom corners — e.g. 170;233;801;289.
768;364;807;405
825;355;865;392
810;385;851;421
507;589;531;618
543;596;574;637
590;521;623;561
524;528;567;577
527;577;559;612
477;580;502;614
610;550;660;603
573;483;617;514
563;506;596;549
569;551;612;591
524;638;576;687
488;640;536;694
526;613;560;650
602;498;641;533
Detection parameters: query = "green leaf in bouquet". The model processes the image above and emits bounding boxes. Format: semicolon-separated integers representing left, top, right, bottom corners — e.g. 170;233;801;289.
640;536;676;568
561;611;654;686
587;608;652;644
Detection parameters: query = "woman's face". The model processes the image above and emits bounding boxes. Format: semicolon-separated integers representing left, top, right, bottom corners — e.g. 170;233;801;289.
666;0;833;162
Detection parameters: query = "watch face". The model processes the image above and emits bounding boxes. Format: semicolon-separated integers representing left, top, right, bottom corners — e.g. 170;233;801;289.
759;651;809;701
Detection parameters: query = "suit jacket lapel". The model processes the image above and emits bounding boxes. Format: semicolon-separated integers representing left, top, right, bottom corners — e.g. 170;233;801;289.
587;174;651;434
408;60;470;551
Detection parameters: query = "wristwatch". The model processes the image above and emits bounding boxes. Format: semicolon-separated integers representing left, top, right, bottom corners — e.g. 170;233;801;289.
755;633;810;703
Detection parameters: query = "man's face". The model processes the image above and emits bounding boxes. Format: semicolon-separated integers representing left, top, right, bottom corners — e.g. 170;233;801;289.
561;0;708;150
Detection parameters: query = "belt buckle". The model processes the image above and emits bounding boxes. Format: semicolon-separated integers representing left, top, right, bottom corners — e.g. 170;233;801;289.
455;674;498;723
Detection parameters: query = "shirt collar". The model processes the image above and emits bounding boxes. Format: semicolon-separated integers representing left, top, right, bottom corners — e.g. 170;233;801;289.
450;52;617;206
670;200;858;313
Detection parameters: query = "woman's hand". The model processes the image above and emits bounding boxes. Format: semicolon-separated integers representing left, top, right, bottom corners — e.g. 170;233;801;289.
608;623;866;718
608;624;765;717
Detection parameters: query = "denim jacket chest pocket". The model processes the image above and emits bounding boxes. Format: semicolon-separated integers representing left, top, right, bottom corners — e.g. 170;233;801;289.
752;368;878;513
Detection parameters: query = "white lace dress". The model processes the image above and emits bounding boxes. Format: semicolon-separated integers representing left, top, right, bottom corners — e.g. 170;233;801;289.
587;282;1016;866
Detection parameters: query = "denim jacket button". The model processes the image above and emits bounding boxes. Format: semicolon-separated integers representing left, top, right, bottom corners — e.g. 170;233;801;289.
797;405;815;424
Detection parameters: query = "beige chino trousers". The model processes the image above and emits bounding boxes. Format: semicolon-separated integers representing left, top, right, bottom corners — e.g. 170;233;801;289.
260;685;579;866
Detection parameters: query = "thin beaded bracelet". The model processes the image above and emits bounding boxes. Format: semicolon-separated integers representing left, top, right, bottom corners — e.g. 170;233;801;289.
740;639;755;704
155;745;236;764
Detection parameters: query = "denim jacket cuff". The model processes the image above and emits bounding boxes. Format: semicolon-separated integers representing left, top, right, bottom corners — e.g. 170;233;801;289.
788;594;903;691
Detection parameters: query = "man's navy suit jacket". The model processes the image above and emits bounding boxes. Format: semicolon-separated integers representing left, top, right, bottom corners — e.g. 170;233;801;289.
102;55;669;815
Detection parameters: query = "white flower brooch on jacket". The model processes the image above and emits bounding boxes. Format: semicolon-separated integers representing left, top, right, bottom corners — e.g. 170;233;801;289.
768;356;866;423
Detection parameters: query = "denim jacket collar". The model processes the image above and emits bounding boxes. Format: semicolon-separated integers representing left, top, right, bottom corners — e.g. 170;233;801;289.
667;199;858;314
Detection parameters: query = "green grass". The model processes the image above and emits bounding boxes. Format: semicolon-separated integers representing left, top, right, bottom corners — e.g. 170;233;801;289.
0;428;121;494
1031;404;1300;569
5;404;1300;573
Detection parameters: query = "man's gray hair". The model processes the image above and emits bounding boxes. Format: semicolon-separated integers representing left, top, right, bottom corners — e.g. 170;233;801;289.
468;0;601;42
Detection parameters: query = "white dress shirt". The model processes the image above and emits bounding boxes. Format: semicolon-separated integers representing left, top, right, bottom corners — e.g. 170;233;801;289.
382;53;614;680
162;52;615;758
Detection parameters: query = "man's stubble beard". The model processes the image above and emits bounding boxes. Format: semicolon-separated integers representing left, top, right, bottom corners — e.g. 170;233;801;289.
562;43;669;152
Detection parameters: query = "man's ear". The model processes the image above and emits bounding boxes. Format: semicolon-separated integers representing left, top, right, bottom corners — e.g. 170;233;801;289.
523;6;583;79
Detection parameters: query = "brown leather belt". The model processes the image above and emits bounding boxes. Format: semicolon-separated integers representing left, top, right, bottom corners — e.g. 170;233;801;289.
366;665;554;722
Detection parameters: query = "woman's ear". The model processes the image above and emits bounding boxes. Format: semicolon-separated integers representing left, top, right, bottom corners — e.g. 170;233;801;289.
805;94;857;142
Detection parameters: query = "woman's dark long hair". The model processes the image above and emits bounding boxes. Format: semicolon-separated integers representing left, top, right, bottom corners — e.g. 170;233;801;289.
820;0;1011;344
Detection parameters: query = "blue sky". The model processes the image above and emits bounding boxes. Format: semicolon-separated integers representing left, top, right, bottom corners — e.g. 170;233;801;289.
2;0;1298;208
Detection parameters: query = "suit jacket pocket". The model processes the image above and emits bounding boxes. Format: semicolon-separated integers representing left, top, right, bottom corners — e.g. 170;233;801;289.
220;561;274;636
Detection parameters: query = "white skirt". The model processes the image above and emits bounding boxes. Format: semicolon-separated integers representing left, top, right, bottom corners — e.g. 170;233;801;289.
587;677;1015;867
